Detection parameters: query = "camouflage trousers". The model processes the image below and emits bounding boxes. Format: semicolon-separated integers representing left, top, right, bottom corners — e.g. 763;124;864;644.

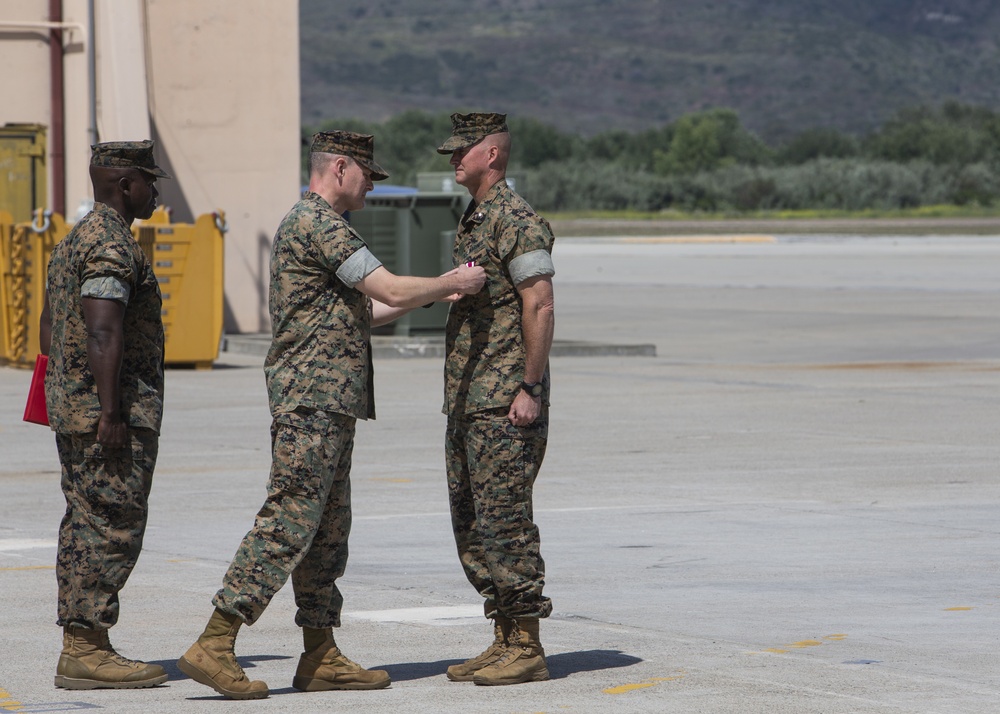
55;428;158;629
446;407;552;620
214;408;355;628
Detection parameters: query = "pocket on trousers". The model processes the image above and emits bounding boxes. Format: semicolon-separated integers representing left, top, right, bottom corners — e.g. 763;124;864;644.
269;419;324;500
491;436;527;504
80;439;105;461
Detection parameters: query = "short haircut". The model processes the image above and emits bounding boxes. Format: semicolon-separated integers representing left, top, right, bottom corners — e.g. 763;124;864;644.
310;151;337;176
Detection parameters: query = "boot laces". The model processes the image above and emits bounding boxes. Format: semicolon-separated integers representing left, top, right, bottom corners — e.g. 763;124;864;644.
328;648;363;670
471;641;503;663
106;650;141;668
229;661;251;682
217;649;251;681
96;632;144;669
490;644;525;667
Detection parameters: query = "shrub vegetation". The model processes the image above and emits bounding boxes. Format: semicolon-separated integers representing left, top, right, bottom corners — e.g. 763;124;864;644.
306;101;1000;214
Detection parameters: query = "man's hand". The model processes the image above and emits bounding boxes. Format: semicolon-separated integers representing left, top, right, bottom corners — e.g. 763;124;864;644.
508;389;541;426
97;412;128;449
444;263;486;295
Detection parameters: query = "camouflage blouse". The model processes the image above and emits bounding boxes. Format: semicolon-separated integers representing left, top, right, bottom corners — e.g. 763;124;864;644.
44;202;165;434
264;192;377;420
444;179;555;416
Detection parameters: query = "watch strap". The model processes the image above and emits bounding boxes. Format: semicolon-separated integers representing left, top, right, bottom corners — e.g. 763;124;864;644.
520;381;543;397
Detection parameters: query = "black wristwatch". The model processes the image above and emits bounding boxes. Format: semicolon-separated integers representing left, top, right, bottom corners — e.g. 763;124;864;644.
520;381;543;397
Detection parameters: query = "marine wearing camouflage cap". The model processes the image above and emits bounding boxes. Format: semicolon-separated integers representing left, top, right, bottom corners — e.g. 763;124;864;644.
311;130;389;181
439;106;556;686
46;137;169;691
437;112;509;154
90;140;171;179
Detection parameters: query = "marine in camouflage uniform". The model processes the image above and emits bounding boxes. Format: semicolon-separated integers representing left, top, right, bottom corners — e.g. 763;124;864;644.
438;113;557;685
41;140;170;689
212;188;380;631
178;131;486;700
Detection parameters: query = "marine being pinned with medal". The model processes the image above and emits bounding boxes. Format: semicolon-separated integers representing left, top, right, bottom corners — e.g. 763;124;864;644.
437;112;557;686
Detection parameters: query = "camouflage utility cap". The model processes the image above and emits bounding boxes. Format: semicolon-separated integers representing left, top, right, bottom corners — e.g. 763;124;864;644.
311;130;389;181
90;140;171;179
437;112;509;154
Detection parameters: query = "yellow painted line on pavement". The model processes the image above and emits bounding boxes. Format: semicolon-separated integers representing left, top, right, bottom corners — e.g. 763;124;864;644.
755;633;847;655
621;235;776;244
603;672;685;695
0;688;24;711
945;606;973;611
605;682;656;694
0;565;54;571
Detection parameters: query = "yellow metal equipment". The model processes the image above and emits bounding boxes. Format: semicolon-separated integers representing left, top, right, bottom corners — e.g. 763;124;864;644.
1;208;226;369
135;209;227;369
0;124;47;224
0;209;63;365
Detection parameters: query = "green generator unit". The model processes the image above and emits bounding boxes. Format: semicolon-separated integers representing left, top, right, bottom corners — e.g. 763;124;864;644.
349;187;470;335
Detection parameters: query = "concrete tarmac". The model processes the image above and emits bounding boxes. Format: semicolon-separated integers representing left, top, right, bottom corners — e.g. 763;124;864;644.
2;234;999;712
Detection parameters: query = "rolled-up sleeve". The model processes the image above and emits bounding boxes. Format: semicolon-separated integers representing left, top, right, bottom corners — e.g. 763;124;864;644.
336;246;383;287
81;276;131;305
509;249;555;286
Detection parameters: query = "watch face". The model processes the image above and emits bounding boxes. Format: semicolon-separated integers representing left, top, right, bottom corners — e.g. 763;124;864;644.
523;382;542;397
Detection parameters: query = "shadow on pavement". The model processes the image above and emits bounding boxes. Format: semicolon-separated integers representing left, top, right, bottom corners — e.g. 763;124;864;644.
154;653;293;681
382;649;642;682
547;649;643;679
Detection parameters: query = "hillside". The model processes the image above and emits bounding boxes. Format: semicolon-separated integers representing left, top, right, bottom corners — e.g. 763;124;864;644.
299;0;1000;141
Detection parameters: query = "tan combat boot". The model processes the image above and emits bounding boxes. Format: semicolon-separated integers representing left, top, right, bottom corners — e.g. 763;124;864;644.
446;616;513;682
473;618;549;686
55;626;168;689
292;627;391;691
177;608;269;700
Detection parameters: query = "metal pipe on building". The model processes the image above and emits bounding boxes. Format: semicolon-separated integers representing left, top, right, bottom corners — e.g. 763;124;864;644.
87;0;97;147
49;0;66;216
0;21;83;32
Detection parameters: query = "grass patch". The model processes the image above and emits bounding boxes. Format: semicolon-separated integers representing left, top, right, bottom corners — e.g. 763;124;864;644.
546;205;1000;222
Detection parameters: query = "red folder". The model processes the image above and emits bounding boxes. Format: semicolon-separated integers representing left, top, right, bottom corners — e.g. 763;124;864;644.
23;354;49;426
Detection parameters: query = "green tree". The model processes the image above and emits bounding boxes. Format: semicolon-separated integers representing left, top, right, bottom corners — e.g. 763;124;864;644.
506;116;579;168
586;129;639;162
777;128;857;164
863;103;1000;165
654;109;771;175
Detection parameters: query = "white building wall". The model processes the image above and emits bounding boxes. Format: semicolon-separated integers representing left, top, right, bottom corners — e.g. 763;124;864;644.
62;0;94;219
95;0;151;144
144;0;300;333
0;2;60;125
0;0;301;333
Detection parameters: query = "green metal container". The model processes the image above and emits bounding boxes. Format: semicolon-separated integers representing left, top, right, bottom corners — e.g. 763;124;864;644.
350;187;470;335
